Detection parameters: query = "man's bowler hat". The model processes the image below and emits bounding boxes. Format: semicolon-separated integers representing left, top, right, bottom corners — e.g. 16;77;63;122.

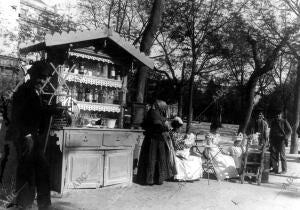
27;61;52;79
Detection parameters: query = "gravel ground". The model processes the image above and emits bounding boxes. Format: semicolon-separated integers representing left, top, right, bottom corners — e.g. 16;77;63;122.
47;150;300;210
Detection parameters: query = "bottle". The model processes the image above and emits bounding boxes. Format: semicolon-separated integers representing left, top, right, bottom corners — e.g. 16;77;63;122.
97;62;102;77
93;87;99;103
102;63;108;78
89;86;94;102
112;90;116;104
115;65;121;80
62;85;69;97
110;65;116;79
85;86;91;102
79;64;84;74
98;88;103;103
77;84;84;101
107;89;113;104
71;83;78;99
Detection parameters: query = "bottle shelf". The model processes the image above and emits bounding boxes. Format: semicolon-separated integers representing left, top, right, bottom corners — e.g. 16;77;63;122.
61;72;122;88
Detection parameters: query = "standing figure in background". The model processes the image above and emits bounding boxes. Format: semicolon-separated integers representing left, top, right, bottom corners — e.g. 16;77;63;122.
269;109;292;174
137;100;174;185
10;61;53;210
247;109;269;146
255;111;269;146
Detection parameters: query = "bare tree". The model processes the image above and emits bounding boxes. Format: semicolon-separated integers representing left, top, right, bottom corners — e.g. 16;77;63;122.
269;0;300;153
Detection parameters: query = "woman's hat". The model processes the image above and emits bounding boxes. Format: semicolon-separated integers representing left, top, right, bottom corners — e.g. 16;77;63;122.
233;132;243;142
171;116;183;128
205;133;215;140
173;116;183;125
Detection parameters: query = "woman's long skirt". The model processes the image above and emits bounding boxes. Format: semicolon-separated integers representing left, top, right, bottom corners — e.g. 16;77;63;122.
137;135;174;185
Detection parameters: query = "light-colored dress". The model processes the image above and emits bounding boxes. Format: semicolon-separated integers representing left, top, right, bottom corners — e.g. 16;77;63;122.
228;146;243;169
206;145;238;180
170;131;203;181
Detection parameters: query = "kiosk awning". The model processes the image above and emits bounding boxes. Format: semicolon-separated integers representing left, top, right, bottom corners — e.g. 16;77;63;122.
19;27;154;69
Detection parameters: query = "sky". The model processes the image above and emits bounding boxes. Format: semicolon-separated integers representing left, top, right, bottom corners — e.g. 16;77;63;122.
0;0;19;56
0;0;78;56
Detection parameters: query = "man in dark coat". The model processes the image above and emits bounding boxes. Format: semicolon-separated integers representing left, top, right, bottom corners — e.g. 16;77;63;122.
269;109;292;174
10;61;53;210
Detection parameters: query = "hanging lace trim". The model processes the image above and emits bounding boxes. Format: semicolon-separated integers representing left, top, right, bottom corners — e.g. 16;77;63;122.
69;52;115;64
62;72;122;88
57;97;120;113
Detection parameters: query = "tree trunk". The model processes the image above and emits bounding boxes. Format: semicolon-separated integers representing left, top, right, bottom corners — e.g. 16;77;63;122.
238;76;258;134
186;73;194;133
238;34;289;134
177;84;184;118
177;62;185;118
135;0;165;103
290;61;300;154
186;56;196;133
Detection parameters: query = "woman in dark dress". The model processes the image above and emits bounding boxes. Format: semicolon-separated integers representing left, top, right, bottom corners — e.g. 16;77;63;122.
137;100;174;185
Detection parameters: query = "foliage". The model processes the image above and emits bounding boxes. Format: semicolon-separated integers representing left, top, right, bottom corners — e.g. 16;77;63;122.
0;7;18;56
19;9;76;43
76;0;150;44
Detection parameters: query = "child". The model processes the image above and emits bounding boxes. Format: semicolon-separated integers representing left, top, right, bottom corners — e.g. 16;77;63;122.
228;133;246;174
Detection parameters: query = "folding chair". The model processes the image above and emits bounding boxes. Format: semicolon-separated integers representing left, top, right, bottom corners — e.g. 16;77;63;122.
190;133;223;184
200;146;222;184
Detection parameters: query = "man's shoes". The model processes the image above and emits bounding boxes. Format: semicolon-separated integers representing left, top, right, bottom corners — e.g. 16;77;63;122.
38;206;59;210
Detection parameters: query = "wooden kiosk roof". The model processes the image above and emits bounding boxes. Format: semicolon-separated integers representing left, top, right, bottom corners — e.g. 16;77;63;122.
19;27;154;69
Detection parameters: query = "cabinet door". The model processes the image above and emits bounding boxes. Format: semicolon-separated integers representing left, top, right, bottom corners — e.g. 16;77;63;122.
104;150;133;186
66;150;104;189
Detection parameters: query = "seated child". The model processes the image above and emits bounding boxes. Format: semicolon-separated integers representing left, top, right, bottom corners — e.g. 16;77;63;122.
170;117;203;181
227;133;246;174
204;133;238;180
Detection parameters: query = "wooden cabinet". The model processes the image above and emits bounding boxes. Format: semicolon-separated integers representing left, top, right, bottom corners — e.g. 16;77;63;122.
104;150;133;186
66;150;104;189
51;128;144;193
